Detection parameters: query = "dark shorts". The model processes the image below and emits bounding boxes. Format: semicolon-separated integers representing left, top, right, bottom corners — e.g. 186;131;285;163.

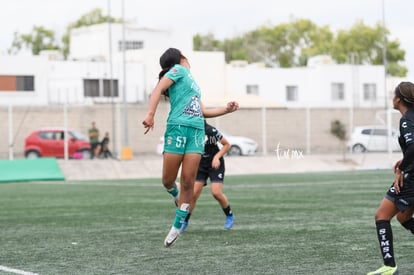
196;157;225;185
385;173;414;211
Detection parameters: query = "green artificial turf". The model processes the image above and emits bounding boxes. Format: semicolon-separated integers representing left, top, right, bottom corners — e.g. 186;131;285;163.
0;170;413;274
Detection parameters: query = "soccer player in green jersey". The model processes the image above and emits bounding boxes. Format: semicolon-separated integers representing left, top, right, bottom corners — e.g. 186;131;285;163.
142;48;239;247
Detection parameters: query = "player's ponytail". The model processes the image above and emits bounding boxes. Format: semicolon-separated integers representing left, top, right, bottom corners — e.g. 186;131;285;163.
158;48;183;98
158;68;171;97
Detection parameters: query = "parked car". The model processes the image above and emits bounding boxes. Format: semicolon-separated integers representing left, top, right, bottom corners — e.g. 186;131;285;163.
156;132;258;156
221;132;258;156
24;128;92;159
348;125;400;153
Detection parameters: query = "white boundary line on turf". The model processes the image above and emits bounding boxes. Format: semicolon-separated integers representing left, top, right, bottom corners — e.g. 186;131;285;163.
0;265;39;275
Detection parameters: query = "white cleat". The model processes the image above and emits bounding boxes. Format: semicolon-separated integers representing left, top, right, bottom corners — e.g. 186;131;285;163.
164;226;180;248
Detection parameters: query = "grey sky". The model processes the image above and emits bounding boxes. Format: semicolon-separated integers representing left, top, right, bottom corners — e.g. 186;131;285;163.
1;0;412;77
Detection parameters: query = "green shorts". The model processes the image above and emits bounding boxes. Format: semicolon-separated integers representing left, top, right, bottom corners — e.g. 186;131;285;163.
164;124;205;155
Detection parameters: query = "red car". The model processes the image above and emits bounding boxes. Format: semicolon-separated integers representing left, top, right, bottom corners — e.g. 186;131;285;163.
24;128;92;159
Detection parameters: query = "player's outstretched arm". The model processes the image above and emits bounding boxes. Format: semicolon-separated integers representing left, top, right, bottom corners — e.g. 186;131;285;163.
202;101;239;118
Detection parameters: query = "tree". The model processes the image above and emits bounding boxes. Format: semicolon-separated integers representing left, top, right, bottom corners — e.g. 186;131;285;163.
8;26;60;55
330;120;347;160
221;36;249;62
8;8;121;59
221;18;334;67
332;20;406;76
194;18;407;76
193;33;222;51
62;8;121;59
193;34;249;62
297;25;334;66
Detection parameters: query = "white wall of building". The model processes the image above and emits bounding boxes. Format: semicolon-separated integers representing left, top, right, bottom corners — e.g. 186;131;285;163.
70;23;193;61
0;55;49;106
0;55;145;106
47;60;145;105
225;62;387;108
0;52;394;109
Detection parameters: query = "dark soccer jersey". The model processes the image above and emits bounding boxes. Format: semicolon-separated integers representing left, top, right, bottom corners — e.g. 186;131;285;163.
201;122;223;164
398;108;414;173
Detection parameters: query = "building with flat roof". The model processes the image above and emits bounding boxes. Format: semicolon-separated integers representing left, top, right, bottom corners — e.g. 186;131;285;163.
0;23;403;108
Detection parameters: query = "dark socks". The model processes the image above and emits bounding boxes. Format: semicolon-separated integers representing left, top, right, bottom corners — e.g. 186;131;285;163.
223;205;233;217
375;220;396;267
184;212;192;222
401;218;414;234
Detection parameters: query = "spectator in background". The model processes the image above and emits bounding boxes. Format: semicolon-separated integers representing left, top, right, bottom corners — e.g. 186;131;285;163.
100;132;114;159
88;122;100;158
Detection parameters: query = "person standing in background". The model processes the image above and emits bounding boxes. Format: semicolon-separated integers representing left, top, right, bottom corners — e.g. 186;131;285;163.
88;122;100;158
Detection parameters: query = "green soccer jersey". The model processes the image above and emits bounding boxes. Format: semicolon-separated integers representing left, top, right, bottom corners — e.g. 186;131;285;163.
164;64;204;130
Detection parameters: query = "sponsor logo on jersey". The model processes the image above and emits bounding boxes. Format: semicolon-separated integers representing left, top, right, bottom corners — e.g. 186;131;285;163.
183;95;202;117
167;136;173;145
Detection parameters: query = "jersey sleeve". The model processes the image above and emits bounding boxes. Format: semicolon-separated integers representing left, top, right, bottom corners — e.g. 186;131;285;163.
214;127;224;141
165;64;184;83
399;117;414;171
401;117;414;146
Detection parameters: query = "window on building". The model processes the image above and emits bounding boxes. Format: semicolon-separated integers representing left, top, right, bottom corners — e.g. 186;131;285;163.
0;75;34;91
83;79;119;98
103;79;119;97
16;76;34;91
83;79;100;97
286;85;298;101
331;83;345;101
118;40;144;51
246;84;259;95
363;83;377;101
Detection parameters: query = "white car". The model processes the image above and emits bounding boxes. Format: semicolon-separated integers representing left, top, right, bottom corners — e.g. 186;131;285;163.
221;132;258;156
348;125;400;153
156;133;258;156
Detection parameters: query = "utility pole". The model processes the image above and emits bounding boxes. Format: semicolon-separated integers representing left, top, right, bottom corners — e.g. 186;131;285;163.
107;0;117;157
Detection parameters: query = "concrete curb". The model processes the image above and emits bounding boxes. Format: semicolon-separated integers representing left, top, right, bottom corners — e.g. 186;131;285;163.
57;152;401;181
